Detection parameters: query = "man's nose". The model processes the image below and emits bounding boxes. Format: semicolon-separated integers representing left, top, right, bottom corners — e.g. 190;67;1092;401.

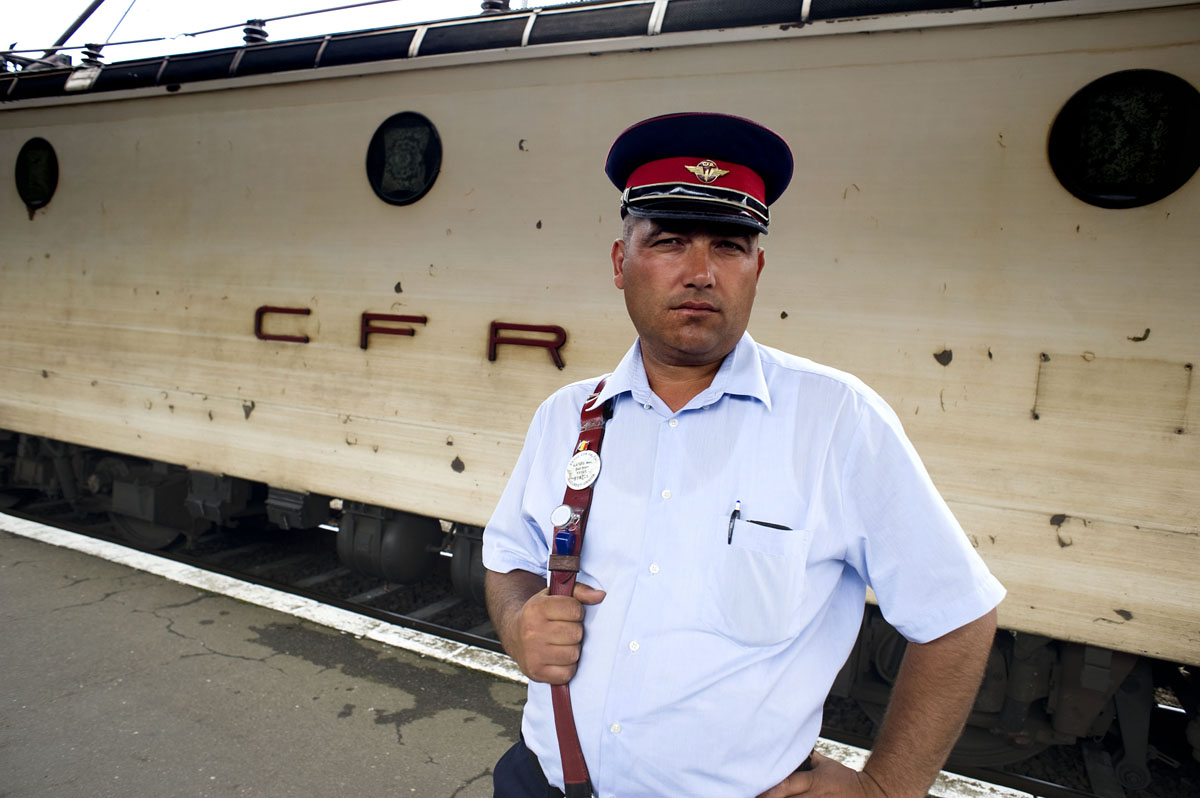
682;245;715;288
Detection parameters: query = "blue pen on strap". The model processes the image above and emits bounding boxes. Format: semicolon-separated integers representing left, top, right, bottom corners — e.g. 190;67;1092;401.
554;529;577;556
727;500;741;544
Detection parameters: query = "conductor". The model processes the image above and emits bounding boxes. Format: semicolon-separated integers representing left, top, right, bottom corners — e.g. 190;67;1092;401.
483;112;1005;798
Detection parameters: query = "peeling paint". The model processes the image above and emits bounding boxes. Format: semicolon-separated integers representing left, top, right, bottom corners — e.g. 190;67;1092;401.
242;401;255;419
451;456;465;473
1050;514;1073;547
1127;328;1151;342
934;349;953;366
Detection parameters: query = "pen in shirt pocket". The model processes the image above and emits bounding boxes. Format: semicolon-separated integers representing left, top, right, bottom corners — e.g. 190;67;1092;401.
728;500;792;544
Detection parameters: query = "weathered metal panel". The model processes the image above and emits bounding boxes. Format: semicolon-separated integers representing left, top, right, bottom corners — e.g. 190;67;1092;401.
0;3;1197;663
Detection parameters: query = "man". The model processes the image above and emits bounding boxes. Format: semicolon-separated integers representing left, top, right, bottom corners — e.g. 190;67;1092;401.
483;113;1004;798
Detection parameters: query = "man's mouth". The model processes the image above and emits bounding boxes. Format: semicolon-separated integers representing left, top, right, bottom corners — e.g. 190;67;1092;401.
673;301;718;313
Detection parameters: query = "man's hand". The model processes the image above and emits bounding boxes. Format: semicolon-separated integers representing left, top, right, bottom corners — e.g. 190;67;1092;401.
756;752;888;798
485;569;605;684
510;583;606;683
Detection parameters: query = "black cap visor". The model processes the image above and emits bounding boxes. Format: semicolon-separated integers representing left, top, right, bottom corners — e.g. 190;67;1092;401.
622;183;770;234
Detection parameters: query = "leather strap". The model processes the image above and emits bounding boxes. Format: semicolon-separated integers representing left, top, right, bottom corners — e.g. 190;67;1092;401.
548;378;611;798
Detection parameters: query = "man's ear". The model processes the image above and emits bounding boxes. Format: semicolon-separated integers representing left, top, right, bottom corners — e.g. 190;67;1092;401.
612;239;627;289
756;247;765;280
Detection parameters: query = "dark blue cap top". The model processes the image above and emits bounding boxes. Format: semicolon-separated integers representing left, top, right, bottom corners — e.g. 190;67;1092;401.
604;112;794;233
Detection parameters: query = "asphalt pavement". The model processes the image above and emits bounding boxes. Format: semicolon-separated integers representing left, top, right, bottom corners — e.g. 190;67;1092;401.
0;527;523;798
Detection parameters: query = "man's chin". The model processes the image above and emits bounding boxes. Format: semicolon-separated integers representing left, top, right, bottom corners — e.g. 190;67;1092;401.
651;337;737;368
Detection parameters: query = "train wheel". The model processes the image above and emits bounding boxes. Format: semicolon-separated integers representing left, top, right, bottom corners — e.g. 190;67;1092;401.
336;506;441;583
109;512;183;549
449;527;486;605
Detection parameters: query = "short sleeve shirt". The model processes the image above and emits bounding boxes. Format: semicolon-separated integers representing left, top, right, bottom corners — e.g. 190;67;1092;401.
483;333;1005;798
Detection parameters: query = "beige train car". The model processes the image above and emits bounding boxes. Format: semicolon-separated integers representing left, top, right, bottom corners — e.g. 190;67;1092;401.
3;0;1198;778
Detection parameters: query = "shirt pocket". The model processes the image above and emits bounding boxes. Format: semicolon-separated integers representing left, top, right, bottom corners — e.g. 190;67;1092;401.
704;514;813;647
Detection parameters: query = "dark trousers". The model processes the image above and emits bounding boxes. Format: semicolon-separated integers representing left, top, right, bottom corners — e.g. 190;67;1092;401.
493;737;565;798
493;736;813;796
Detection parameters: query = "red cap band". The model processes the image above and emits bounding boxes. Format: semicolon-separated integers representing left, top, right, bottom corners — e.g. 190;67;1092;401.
626;157;765;204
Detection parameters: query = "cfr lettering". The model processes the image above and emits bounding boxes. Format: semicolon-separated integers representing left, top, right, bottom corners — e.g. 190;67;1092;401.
254;305;568;369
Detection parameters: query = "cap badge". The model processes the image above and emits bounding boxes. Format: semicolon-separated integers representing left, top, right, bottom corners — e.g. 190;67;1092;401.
685;160;730;184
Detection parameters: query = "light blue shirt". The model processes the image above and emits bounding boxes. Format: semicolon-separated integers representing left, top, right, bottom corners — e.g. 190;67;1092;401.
483;333;1005;797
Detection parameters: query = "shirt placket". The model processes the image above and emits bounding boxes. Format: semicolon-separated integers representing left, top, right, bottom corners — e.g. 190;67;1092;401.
595;402;685;797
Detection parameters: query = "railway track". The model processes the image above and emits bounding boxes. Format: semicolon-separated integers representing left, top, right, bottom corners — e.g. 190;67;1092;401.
4;500;1196;798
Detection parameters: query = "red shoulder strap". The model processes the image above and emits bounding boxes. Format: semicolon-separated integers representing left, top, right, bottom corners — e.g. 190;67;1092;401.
547;378;611;798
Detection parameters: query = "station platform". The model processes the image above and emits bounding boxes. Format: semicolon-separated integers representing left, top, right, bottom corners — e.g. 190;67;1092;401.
0;521;522;797
1;513;1023;798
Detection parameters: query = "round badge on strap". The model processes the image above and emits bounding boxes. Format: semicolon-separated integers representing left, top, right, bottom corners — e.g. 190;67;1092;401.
565;449;602;490
550;504;573;529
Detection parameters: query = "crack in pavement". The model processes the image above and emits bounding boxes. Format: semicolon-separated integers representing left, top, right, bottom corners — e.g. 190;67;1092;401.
450;768;493;797
48;587;136;613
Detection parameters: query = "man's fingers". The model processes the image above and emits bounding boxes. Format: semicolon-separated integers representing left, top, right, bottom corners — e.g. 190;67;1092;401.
514;581;603;684
535;663;579;685
536;594;589;622
524;618;584;646
573;582;607;605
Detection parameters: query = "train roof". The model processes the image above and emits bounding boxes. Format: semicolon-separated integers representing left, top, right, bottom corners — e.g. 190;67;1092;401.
1;0;1177;104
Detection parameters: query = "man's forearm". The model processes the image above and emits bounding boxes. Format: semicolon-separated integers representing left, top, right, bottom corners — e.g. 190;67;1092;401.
485;567;547;658
862;608;998;797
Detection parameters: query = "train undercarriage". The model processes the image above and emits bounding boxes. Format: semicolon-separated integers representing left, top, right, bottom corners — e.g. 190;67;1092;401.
2;429;1196;793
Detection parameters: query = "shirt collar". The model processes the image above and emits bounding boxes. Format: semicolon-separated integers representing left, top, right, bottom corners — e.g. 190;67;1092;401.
588;332;772;413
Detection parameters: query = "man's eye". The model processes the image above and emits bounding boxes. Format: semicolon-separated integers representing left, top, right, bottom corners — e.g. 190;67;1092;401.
717;241;746;252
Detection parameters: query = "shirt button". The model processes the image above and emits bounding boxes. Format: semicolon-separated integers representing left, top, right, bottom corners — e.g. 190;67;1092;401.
668;418;678;428
610;722;622;734
661;489;671;499
628;640;640;652
649;563;660;574
643;403;651;410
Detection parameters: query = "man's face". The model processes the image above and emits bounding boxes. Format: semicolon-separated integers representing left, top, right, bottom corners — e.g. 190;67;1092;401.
611;216;765;369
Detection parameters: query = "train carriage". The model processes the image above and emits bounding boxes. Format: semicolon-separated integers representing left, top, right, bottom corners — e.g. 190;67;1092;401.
2;0;1198;789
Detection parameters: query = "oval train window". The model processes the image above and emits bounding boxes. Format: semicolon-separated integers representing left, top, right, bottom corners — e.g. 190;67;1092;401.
15;137;59;214
1048;69;1200;209
365;112;442;205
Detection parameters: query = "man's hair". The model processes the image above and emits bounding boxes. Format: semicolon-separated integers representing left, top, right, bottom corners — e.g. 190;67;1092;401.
621;212;636;246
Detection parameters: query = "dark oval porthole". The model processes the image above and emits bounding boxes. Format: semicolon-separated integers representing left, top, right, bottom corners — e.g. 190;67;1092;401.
365;112;442;205
1048;69;1200;209
15;137;59;215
